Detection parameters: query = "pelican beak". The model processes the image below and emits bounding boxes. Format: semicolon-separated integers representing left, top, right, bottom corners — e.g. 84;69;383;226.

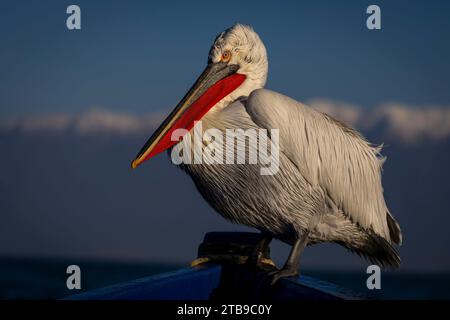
131;62;246;169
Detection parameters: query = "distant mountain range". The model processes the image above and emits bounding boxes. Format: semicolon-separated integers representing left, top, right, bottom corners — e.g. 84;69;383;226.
3;100;450;143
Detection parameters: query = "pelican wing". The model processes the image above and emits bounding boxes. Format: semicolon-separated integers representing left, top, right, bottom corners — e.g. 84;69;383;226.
246;89;401;244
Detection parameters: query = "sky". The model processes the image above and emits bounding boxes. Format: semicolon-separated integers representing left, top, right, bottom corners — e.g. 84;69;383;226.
1;0;450;274
1;0;450;118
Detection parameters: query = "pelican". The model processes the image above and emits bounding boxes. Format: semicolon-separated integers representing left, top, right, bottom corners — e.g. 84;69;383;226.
131;24;402;283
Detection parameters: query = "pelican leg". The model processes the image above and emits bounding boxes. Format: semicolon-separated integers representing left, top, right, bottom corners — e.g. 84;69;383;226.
269;229;310;285
247;233;273;268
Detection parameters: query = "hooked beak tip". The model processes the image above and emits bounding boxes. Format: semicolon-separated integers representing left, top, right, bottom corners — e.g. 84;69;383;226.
131;159;139;169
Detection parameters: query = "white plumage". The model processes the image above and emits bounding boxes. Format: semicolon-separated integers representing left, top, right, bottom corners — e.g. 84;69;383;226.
134;24;402;279
247;89;401;244
182;24;402;270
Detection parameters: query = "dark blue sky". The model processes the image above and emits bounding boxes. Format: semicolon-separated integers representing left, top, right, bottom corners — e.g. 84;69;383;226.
1;1;450;274
1;0;450;117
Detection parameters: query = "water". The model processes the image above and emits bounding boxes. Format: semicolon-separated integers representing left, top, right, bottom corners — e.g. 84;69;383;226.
0;257;180;300
305;270;450;299
0;257;448;300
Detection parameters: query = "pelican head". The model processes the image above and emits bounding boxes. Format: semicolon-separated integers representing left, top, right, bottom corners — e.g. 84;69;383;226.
131;24;268;168
209;24;268;101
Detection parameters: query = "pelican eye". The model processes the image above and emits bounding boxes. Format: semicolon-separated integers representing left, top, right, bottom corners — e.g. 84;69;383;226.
221;50;231;62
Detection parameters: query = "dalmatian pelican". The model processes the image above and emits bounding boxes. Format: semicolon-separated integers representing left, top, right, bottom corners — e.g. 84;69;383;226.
131;24;402;283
